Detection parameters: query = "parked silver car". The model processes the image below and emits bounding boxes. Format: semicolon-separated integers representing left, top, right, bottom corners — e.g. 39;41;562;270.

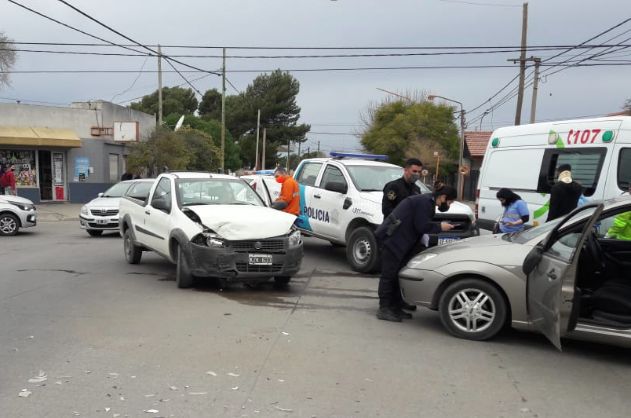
79;179;154;236
0;195;37;236
399;196;631;349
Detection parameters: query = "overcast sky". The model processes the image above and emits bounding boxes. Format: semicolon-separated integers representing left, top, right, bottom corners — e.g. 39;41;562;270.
1;0;630;154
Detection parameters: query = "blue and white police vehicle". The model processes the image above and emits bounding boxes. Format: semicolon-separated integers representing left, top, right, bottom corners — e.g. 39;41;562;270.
293;152;477;273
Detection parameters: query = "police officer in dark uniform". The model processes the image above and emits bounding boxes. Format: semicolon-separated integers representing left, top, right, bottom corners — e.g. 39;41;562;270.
375;185;457;322
382;158;423;218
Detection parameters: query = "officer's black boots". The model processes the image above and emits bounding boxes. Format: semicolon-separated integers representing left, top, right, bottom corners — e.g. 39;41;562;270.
401;302;417;311
376;308;402;322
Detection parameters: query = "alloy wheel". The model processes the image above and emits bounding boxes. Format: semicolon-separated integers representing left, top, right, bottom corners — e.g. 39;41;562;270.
447;288;496;333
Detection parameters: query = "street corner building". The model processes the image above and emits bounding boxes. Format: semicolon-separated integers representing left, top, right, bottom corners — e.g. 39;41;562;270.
0;101;155;203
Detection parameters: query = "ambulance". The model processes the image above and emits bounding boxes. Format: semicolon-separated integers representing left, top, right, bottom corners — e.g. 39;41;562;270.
476;116;631;230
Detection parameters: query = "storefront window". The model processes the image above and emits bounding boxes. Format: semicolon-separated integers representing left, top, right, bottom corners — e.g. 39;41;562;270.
0;150;38;187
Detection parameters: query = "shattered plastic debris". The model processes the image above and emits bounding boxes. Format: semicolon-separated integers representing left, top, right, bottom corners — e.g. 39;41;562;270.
113;415;121;418
278;379;285;383
18;389;32;398
144;394;156;398
28;371;47;383
108;373;119;378
169;386;178;391
188;392;208;395
104;408;111;412
227;373;240;377
281;332;290;336
520;408;531;413
274;406;294;412
72;412;80;416
55;381;63;385
143;409;159;414
206;371;217;377
232;386;239;391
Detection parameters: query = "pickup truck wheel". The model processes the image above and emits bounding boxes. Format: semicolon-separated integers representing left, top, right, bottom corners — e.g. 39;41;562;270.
176;244;194;289
123;229;142;264
0;213;19;236
346;226;380;273
87;230;103;237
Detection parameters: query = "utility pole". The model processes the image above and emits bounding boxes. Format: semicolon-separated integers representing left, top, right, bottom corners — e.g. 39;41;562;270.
317;141;320;156
255;109;261;170
157;45;163;128
287;138;291;169
220;47;226;173
262;128;267;170
530;57;542;124
514;2;528;125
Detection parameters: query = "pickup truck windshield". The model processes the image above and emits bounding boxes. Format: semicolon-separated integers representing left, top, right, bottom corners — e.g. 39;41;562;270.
346;166;403;191
176;178;265;207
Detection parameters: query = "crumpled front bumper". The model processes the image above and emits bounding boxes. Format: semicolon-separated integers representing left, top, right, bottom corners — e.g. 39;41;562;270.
186;242;303;281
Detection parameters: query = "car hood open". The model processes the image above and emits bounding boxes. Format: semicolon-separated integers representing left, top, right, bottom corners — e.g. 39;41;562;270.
187;205;297;240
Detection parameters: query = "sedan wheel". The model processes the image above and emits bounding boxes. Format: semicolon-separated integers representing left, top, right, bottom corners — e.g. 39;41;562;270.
439;279;507;341
0;213;19;236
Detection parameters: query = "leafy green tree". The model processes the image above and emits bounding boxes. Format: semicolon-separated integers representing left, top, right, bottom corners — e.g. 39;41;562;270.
129;87;198;119
164;114;242;171
219;70;310;167
126;128;191;176
199;88;222;120
361;100;459;169
177;127;220;171
0;32;16;89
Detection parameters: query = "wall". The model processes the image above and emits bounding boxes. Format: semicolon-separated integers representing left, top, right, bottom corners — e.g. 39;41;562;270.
0;101;155;202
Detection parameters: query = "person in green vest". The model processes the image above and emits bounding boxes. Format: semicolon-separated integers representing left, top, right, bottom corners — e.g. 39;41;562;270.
607;211;631;240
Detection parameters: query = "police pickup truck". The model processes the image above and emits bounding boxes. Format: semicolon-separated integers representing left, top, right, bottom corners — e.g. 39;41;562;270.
293;153;477;273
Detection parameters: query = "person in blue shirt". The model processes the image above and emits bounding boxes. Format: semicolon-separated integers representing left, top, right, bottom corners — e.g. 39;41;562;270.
496;188;529;233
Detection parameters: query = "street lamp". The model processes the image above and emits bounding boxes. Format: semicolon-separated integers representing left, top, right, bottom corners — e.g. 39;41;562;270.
427;94;466;201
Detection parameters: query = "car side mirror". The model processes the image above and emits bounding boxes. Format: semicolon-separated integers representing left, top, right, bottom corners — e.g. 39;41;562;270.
97;192;104;198
324;181;348;194
151;198;170;212
522;246;543;275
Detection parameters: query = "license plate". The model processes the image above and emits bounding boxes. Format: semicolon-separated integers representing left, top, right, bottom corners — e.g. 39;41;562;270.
96;219;108;225
438;237;459;245
248;254;273;265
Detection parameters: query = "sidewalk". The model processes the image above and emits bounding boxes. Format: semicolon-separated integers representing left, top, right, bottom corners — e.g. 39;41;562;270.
36;202;82;222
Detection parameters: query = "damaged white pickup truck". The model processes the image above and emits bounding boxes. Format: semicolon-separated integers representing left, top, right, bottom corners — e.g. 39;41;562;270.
118;172;303;288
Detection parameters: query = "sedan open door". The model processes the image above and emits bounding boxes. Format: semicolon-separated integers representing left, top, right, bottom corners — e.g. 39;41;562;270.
524;204;604;350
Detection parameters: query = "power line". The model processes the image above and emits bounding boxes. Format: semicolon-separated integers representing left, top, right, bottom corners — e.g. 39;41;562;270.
4;45;631;59
110;56;149;102
7;40;631;50
466;17;631;123
4;62;629;75
6;0;146;55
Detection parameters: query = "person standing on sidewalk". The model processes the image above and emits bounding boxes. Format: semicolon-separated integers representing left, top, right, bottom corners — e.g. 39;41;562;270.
1;164;17;195
374;185;457;322
547;164;582;221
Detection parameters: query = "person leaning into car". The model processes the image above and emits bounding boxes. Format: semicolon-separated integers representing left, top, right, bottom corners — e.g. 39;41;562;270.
271;166;300;215
374;185;457;322
381;158;423;217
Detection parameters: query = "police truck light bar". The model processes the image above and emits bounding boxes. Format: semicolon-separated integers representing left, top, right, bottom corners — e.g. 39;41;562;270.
329;152;388;161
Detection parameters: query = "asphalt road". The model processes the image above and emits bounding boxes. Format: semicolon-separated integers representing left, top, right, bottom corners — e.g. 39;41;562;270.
1;222;631;418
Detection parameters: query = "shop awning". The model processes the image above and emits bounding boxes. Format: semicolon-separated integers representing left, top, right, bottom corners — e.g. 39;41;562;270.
0;126;82;148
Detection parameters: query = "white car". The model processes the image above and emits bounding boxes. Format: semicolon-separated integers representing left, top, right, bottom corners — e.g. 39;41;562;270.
241;173;280;206
293;153;478;272
119;172;303;288
79;179;154;236
0;194;37;236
